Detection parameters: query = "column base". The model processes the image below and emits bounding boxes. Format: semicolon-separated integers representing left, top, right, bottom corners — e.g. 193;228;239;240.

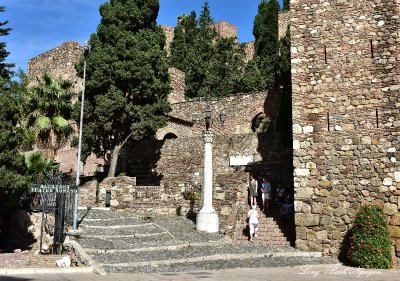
196;211;219;233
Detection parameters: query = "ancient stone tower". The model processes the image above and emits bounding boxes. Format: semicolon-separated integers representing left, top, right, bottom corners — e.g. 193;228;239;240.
291;0;400;256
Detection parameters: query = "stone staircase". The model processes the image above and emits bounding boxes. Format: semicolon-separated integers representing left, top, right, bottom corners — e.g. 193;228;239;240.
234;200;295;246
74;208;315;274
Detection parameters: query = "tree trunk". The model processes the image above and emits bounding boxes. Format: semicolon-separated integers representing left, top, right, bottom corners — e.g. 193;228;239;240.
107;144;122;177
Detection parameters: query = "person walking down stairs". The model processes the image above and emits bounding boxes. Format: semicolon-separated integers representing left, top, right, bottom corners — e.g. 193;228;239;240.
247;205;260;242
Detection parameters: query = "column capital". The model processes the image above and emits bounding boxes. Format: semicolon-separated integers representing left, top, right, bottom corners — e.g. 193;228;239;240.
202;130;214;144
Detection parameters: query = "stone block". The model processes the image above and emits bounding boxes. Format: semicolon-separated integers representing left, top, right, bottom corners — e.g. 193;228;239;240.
220;205;232;216
303;125;314;133
390;214;400;226
316;230;327;240
306;229;316;240
395;171;400;182
296;227;307;240
294;168;310;177
320;215;332;225
295;187;314;199
361;136;372;145
332;230;342;240
388;226;400;238
295;213;320;226
384;203;398;215
316;189;330;197
293;124;302;134
383;178;393;186
295;239;310;251
312;203;324;214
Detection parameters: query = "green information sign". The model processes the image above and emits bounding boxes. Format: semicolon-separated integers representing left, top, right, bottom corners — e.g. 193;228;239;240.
30;184;78;193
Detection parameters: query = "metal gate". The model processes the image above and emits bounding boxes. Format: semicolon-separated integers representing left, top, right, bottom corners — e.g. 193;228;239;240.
30;172;77;254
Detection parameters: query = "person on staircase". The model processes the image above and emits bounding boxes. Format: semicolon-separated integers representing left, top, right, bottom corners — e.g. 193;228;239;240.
261;176;271;214
248;174;258;207
247;205;260;242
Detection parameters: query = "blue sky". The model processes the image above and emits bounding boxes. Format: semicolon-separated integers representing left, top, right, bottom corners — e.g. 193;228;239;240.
2;0;282;74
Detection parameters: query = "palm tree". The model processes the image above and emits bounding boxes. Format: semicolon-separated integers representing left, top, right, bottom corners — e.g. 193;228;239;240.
26;74;76;155
25;151;60;183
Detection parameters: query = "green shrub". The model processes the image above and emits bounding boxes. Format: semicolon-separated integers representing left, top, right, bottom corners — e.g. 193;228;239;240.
347;204;392;269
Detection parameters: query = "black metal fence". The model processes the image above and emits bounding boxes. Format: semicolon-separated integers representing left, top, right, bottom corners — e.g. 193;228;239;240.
30;172;76;254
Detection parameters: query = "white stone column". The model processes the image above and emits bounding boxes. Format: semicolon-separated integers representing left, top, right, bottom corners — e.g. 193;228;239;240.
196;130;219;233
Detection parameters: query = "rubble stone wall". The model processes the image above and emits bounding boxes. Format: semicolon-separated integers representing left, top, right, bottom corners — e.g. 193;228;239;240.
291;0;400;256
28;41;83;92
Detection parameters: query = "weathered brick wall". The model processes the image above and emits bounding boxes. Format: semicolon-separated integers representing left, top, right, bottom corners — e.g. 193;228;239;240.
28;41;83;92
291;0;400;256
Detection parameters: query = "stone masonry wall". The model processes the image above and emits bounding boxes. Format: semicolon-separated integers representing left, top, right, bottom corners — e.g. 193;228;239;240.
168;67;186;104
210;21;238;39
160;25;175;55
291;0;400;256
28;41;83;92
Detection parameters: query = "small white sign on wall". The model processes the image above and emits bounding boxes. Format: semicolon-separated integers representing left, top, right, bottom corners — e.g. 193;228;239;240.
229;155;254;166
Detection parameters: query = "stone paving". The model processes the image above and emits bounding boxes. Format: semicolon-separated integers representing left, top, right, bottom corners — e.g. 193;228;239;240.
76;208;336;274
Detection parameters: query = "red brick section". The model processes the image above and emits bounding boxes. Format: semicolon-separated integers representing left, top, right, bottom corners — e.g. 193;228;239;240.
234;201;295;246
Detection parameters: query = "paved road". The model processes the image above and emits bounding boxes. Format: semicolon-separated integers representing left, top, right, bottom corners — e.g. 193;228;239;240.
2;264;399;281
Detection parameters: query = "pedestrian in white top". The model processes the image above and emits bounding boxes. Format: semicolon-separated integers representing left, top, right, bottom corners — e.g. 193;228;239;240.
247;205;259;242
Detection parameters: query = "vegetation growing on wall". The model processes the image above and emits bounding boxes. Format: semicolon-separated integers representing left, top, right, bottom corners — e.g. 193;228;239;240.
347;205;392;269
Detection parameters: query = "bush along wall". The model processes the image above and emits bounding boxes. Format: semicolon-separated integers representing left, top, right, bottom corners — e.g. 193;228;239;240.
347;205;392;269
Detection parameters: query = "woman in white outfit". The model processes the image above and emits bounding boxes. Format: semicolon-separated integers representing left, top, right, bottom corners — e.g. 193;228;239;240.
247;205;259;242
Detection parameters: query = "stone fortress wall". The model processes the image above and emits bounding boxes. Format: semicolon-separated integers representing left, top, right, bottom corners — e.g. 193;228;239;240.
27;41;103;176
28;41;83;92
290;0;400;256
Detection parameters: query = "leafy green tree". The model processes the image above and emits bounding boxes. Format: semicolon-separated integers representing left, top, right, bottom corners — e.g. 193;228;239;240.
77;0;171;177
176;2;245;98
253;0;280;88
0;6;14;80
239;59;267;93
25;74;76;155
0;88;28;203
169;12;197;71
283;0;290;11
0;7;28;203
202;37;244;97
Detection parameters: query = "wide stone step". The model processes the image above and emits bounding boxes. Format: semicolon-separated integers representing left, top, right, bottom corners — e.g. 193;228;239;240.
79;223;163;237
93;244;324;274
77;234;178;250
91;244;295;265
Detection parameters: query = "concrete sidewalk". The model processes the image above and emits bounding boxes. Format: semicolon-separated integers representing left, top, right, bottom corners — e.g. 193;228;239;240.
2;264;399;281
